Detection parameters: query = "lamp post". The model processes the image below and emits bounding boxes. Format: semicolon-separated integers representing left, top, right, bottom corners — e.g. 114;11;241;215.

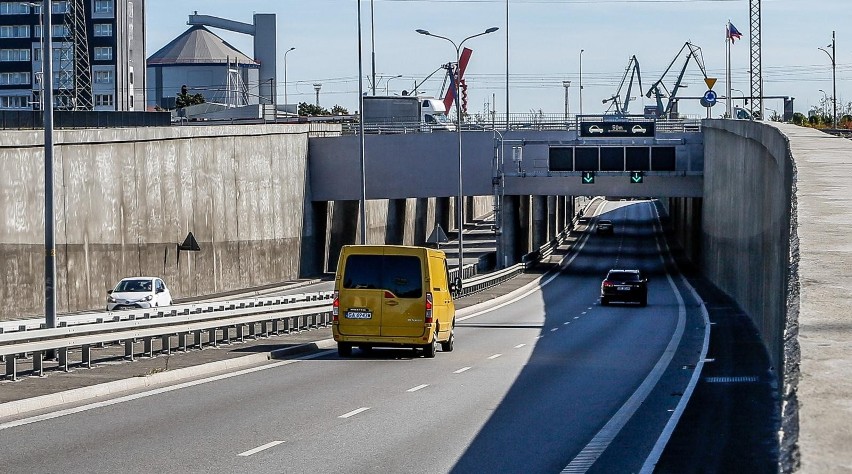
579;49;584;117
357;1;366;244
818;89;829;117
283;47;295;109
818;31;837;128
562;80;571;123
385;74;402;95
416;26;499;280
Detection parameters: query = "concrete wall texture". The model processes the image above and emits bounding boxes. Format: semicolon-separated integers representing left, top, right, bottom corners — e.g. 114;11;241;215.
0;125;323;320
702;121;852;472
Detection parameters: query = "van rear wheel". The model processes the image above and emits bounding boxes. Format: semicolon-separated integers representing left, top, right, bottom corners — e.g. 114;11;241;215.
338;343;353;358
423;337;437;358
440;327;455;352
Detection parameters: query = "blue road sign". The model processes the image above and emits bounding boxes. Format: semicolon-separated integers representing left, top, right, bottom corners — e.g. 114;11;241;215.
703;90;718;107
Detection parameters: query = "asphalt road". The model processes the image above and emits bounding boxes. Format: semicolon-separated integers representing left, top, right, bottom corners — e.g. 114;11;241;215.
0;200;705;473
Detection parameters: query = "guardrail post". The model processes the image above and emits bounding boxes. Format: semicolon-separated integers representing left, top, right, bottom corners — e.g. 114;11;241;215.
58;347;69;372
248;322;257;339
143;337;154;358
194;330;203;349
208;328;218;347
81;345;91;369
271;319;280;335
236;324;245;343
161;336;171;355
261;321;269;338
125;340;135;361
178;332;188;352
296;315;303;333
5;356;17;381
222;326;231;345
32;350;43;376
284;317;291;334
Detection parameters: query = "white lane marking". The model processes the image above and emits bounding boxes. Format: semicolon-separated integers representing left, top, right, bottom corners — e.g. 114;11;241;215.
407;384;429;393
573;316;580;320
514;344;526;349
582;311;587;315
238;441;285;457
562;201;687;474
563;322;570;325
339;407;370;419
640;203;712;474
588;307;593;310
453;367;471;374
457;221;596;321
0;350;333;432
550;328;558;332
487;354;502;360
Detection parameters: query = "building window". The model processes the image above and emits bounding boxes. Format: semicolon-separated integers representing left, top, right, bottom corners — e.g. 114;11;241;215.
94;23;112;37
0;25;29;38
0;72;31;85
94;0;113;15
52;1;69;14
53;71;73;87
94;94;114;107
94;70;113;84
94;47;112;61
0;95;30;109
0;2;30;14
0;49;31;61
34;24;70;38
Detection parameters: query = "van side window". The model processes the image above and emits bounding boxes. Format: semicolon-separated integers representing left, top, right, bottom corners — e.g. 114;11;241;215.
343;255;382;290
430;256;448;289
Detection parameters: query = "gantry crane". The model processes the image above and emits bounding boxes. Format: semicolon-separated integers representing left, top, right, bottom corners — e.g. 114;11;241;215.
645;42;708;119
602;55;643;116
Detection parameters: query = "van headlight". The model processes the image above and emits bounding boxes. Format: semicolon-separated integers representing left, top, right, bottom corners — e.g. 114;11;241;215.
107;295;117;303
142;295;153;302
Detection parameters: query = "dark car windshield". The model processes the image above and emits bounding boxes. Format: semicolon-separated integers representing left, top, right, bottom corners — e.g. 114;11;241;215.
343;255;423;298
114;279;152;292
607;271;640;281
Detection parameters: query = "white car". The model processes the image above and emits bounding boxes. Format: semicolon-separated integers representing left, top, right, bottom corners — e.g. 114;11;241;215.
107;277;173;311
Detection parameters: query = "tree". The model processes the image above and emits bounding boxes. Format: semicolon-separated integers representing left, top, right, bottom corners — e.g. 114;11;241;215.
298;102;330;116
791;112;807;126
330;105;349;115
175;85;205;108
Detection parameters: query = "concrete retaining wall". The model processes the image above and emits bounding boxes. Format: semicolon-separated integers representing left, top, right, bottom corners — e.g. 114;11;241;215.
0;125;324;320
702;120;797;471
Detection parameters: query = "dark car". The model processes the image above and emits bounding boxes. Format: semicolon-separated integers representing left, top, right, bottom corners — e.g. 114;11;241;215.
601;269;648;306
596;220;614;235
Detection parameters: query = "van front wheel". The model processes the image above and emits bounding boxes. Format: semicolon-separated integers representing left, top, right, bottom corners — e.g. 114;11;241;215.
338;343;353;358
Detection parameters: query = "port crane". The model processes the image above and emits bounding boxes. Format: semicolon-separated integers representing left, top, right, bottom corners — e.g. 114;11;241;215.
602;55;643;116
645;42;708;118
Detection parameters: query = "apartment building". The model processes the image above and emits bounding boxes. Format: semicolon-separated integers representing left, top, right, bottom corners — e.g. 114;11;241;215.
0;0;145;111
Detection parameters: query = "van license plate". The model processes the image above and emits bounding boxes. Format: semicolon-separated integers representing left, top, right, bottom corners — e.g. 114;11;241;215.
345;310;372;319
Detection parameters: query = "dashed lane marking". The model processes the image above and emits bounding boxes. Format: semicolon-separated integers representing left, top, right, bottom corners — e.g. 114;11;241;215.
551;328;559;332
454;367;472;374
514;344;526;349
238;441;285;457
407;384;429;392
339;407;370;419
488;354;503;360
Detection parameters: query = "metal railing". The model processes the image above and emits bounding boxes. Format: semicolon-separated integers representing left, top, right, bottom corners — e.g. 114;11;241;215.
1;211;587;381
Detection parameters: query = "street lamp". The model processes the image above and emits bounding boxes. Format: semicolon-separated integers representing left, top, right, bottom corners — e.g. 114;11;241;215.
283;47;295;108
385;74;402;95
818;89;829;116
818;31;837;128
579;49;584;117
731;87;745;109
562;80;571;123
416;26;499;281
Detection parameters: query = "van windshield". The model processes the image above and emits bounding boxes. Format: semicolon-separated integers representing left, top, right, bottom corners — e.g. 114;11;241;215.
343;255;423;298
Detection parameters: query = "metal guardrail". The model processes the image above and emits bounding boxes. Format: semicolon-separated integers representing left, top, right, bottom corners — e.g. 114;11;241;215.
2;293;333;381
1;210;587;381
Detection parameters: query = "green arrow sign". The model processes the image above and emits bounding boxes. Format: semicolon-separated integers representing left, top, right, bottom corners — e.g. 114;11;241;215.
582;172;595;184
630;171;644;184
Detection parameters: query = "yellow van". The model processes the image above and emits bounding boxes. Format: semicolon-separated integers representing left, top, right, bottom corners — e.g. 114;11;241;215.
332;245;457;358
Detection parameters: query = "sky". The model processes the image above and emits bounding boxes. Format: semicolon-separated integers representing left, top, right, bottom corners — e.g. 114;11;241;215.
144;0;850;118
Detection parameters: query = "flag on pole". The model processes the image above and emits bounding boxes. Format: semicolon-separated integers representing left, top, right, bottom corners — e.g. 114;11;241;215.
727;21;743;44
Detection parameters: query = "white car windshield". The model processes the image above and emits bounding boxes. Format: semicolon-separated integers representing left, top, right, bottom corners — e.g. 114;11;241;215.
114;279;152;292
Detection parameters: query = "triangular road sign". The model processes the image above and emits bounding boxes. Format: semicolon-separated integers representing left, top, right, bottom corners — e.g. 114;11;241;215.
426;224;449;246
704;77;718;89
177;232;201;252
